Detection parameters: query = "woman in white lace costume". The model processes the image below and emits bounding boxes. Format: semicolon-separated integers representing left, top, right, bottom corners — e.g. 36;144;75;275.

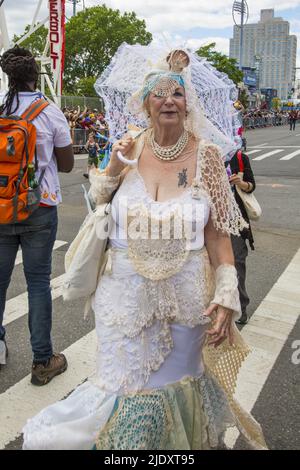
22;50;267;450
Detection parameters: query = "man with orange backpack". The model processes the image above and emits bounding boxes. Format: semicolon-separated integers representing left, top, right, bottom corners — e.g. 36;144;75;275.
0;47;74;385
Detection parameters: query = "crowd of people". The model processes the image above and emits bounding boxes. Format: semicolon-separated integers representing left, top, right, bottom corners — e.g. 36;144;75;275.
63;106;109;152
63;106;108;133
242;109;291;129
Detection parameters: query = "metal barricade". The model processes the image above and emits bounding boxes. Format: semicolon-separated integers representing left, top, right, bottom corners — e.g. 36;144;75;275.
71;128;110;153
71;129;90;153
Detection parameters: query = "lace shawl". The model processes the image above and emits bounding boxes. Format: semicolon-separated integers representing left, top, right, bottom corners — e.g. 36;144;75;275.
197;143;248;235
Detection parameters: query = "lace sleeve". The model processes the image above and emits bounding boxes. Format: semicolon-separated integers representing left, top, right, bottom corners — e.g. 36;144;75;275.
211;264;241;320
200;144;248;236
88;169;120;206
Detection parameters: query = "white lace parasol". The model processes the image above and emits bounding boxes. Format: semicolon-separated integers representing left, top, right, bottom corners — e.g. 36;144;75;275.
94;42;238;158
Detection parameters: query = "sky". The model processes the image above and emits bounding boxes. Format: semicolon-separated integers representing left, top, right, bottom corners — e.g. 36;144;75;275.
2;0;300;73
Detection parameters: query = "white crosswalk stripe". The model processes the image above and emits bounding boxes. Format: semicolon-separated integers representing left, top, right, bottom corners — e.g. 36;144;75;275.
3;274;65;327
279;149;300;161
247;147;300;162
246;149;263;155
74;154;88;161
15;240;67;266
0;331;97;449
252;149;284;161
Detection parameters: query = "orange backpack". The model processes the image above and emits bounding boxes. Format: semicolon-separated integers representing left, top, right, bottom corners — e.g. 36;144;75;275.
0;98;49;224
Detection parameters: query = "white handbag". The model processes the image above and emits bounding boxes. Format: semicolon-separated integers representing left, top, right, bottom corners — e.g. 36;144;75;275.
236;172;262;221
62;192;113;303
235;151;262;221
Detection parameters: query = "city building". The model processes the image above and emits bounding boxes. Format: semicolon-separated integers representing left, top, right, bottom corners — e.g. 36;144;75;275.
229;9;297;100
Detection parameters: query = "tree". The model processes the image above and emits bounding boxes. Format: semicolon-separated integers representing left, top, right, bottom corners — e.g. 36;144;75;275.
13;5;152;96
196;43;243;85
64;5;152;94
272;97;281;110
239;89;249;110
13;25;48;57
13;25;51;94
76;77;98;97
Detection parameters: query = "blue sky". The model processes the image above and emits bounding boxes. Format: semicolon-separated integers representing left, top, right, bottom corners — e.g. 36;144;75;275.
2;0;300;73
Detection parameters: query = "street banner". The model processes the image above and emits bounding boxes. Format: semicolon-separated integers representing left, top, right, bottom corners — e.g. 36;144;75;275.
48;0;65;95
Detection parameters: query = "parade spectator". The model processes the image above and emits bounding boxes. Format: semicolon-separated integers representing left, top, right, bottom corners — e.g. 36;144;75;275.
83;132;100;178
0;47;74;383
289;110;297;131
226;147;256;325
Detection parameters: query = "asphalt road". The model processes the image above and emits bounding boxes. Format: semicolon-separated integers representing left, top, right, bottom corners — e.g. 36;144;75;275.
1;124;300;450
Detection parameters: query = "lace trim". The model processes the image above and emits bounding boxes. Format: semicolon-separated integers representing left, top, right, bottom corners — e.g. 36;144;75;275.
94;249;214;337
88;170;120;206
94;321;173;394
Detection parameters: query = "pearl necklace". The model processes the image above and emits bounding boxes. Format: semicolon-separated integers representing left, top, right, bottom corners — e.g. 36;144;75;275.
147;128;189;161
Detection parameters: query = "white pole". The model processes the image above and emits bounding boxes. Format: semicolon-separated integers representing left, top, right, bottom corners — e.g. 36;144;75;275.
0;5;10;91
0;6;10;50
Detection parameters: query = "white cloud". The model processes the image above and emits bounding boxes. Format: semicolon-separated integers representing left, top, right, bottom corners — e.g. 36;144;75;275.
4;1;300;37
2;0;299;67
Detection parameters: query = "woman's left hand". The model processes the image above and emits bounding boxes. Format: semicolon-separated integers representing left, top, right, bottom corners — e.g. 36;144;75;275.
229;173;243;187
204;303;234;347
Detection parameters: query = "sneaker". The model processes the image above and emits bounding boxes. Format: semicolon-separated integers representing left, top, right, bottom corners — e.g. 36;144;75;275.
31;353;68;386
0;339;8;367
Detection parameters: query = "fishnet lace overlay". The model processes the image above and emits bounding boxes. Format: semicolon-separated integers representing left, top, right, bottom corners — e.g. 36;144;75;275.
203;328;267;449
199;143;248;236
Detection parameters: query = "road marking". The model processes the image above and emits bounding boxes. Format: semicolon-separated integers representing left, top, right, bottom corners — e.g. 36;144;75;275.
252;149;284;161
75;155;88;161
295;133;300;137
246;149;262;155
0;330;97;449
15;240;68;266
248;146;300;149
225;248;300;448
280;149;300;161
4;275;65;326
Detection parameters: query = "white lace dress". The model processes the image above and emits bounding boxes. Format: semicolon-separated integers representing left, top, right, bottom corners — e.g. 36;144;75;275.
22;143;266;450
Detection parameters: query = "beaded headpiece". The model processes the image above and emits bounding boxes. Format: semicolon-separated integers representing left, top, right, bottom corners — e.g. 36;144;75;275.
141;72;184;100
141;49;190;101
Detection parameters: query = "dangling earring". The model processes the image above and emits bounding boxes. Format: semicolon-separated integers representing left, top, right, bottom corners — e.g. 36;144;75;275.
147;112;152;126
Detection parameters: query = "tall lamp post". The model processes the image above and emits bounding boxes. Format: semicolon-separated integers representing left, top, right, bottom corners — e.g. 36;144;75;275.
232;0;249;71
292;67;300;99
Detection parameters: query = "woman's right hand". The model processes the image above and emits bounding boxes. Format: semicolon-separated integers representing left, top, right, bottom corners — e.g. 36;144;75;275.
106;136;134;176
